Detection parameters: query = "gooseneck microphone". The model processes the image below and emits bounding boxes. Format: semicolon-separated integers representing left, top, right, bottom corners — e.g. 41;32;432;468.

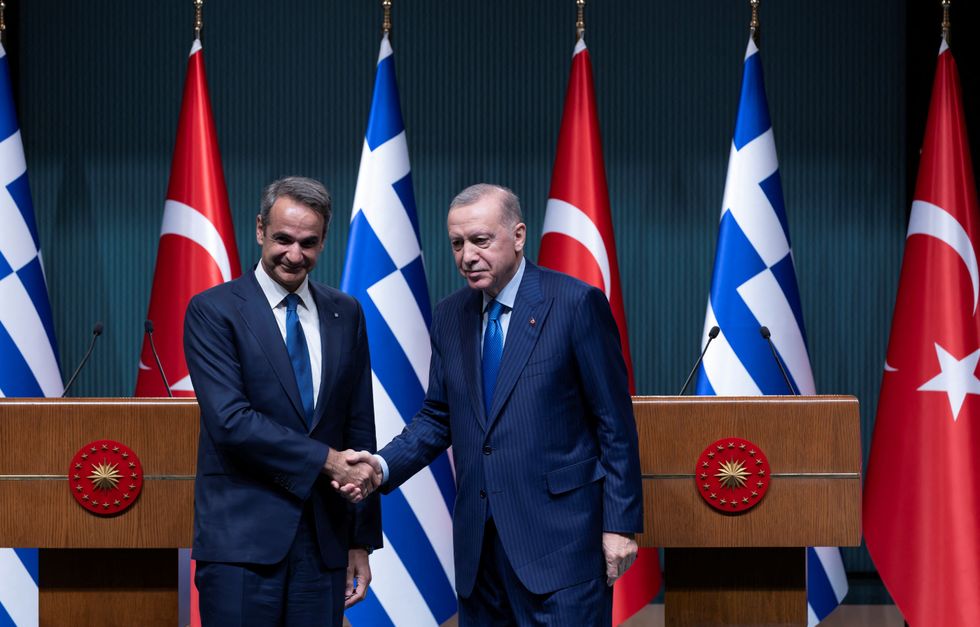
678;326;720;395
759;326;796;395
144;319;173;398
62;322;104;397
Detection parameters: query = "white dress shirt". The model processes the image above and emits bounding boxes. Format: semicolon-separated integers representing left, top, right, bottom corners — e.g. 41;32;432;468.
254;265;323;407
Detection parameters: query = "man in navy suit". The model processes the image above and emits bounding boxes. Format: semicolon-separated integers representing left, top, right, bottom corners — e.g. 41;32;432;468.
342;184;642;625
184;177;382;626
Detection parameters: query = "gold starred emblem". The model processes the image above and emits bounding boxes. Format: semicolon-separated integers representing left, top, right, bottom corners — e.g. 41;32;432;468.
714;459;750;489
88;460;123;490
70;440;144;517
696;437;771;514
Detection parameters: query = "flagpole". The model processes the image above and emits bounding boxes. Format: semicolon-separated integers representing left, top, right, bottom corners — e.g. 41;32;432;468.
941;0;950;43
194;0;203;41
0;1;6;45
749;0;760;45
382;0;392;36
576;0;585;40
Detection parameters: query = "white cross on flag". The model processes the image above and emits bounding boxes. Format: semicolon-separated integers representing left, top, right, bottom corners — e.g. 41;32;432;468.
864;38;980;626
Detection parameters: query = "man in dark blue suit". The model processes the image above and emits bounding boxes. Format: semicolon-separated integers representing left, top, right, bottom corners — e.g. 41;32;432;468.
343;184;642;625
184;177;382;626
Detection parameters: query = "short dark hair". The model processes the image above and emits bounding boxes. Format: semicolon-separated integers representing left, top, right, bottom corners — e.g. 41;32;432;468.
449;183;523;226
259;176;332;236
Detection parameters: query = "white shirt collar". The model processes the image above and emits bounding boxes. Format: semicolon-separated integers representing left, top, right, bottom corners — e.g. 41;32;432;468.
254;264;314;310
483;257;526;312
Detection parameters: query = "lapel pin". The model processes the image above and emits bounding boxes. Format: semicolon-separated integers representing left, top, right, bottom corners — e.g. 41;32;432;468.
529;317;536;327
333;312;339;318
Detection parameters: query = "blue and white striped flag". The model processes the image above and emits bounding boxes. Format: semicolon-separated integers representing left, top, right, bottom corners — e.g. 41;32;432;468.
695;37;848;626
0;42;61;627
341;34;457;627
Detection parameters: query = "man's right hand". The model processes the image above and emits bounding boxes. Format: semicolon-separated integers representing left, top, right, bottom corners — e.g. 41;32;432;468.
323;449;382;503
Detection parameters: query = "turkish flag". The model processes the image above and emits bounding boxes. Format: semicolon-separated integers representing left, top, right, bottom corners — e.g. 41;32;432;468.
864;39;980;626
136;39;241;627
538;38;661;625
135;39;241;398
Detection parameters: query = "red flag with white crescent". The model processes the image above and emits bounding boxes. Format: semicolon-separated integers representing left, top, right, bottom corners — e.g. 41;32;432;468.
538;38;661;625
135;39;240;627
864;39;980;626
135;39;241;398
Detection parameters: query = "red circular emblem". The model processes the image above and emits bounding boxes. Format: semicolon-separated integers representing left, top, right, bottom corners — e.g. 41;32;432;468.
69;440;143;516
695;438;770;513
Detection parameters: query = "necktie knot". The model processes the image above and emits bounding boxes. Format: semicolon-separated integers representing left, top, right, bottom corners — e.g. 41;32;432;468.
486;299;505;322
285;293;301;313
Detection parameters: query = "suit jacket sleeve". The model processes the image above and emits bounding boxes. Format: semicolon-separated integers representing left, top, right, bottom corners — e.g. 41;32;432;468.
184;294;329;502
574;286;644;533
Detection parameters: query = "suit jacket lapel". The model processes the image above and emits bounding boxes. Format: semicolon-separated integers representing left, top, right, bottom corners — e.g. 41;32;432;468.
234;272;307;427
486;262;552;430
311;284;342;432
460;290;487;430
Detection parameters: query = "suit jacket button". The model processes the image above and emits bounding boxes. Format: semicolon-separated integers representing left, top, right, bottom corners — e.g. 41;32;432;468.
479;489;487;499
482;446;492;455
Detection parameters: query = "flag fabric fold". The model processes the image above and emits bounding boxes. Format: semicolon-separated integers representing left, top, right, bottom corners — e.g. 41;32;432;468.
0;41;61;627
538;37;661;625
135;39;241;627
695;37;847;626
864;38;980;626
341;34;457;627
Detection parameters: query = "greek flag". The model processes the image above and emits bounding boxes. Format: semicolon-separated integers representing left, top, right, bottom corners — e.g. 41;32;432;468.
695;37;848;625
0;43;61;627
341;35;457;626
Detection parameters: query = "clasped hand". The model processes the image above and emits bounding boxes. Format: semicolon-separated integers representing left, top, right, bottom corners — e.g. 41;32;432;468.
324;449;382;503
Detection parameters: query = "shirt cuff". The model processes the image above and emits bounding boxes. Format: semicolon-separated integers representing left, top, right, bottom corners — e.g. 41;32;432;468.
373;453;390;484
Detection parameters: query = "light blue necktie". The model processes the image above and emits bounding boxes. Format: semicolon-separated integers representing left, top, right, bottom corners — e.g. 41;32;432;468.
482;299;505;417
285;293;314;428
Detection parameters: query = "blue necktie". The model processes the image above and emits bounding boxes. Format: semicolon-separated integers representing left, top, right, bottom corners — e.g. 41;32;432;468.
285;293;314;427
482;299;505;417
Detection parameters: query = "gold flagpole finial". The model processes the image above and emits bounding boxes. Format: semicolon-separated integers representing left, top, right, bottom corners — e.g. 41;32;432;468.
941;0;951;43
749;0;761;45
194;0;204;41
576;0;586;41
1;2;6;45
382;0;392;36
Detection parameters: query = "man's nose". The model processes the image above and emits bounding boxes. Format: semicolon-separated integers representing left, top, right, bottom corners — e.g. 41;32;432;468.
283;244;304;263
460;242;479;264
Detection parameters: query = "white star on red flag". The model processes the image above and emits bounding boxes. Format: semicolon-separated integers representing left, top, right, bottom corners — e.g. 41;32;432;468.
917;344;980;421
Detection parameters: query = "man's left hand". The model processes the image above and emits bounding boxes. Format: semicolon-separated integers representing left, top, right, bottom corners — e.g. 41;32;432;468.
345;548;372;608
602;532;638;587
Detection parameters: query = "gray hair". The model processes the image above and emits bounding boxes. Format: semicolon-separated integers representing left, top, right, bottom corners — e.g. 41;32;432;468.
260;176;332;236
449;183;523;226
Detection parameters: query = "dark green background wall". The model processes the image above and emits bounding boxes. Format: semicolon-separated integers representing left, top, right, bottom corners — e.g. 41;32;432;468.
12;0;971;590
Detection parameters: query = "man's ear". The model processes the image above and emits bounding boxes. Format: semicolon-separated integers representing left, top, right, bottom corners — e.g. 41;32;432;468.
513;222;527;252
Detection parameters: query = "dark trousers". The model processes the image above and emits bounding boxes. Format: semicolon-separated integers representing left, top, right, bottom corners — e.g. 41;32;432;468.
195;511;345;627
459;518;612;627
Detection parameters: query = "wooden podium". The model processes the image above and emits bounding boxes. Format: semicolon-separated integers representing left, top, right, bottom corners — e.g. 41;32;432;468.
0;398;198;626
634;395;862;626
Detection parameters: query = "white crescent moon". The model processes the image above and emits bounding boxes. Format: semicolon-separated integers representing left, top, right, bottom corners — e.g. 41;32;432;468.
907;200;979;314
160;199;233;283
542;198;611;299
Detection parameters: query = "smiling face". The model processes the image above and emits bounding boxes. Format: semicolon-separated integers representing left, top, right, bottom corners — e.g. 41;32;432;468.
256;195;326;292
447;193;525;298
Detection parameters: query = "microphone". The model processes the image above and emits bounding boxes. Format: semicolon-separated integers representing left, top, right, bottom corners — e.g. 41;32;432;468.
678;326;720;395
144;319;173;398
759;326;796;395
62;322;104;397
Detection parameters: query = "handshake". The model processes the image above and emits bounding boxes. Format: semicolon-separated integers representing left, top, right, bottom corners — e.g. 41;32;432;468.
323;449;383;503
